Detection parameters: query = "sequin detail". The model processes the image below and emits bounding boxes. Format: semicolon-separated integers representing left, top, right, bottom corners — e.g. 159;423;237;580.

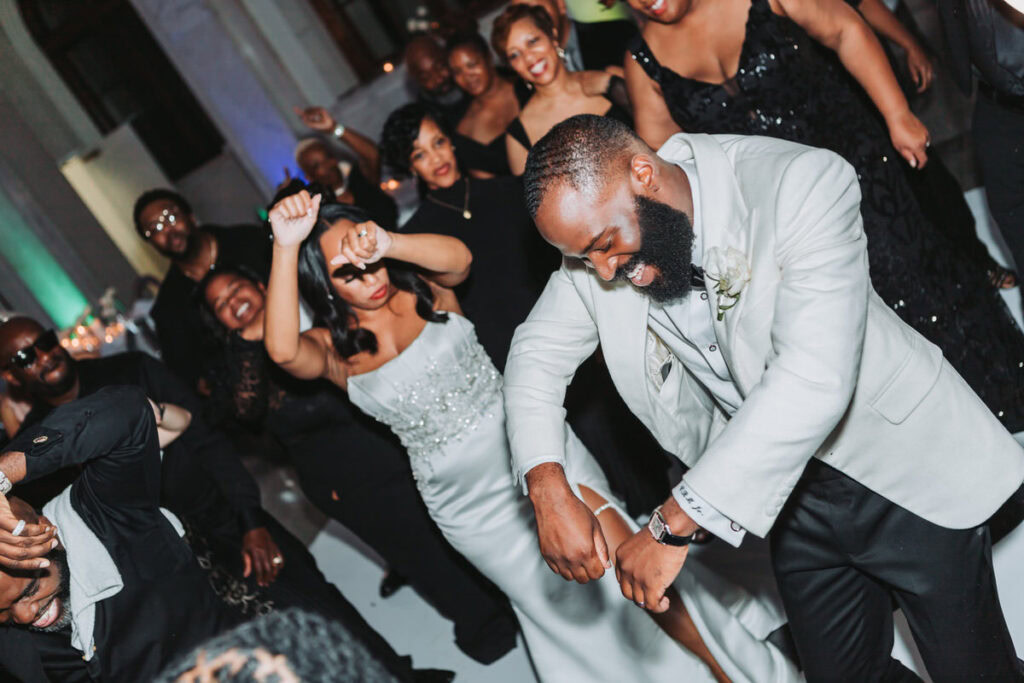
382;335;501;463
628;0;1024;431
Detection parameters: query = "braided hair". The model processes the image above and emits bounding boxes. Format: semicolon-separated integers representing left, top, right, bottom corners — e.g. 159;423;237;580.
522;113;643;218
297;202;447;358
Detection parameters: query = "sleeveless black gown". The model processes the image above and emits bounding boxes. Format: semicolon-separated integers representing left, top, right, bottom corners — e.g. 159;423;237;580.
630;0;1024;431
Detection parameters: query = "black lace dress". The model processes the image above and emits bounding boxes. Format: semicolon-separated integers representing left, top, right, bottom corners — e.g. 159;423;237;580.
630;0;1024;431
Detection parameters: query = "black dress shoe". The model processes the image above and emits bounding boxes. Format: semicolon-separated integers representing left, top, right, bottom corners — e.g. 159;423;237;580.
412;668;456;683
379;570;408;598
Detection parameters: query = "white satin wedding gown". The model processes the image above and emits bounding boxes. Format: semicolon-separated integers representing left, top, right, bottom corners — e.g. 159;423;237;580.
347;313;799;682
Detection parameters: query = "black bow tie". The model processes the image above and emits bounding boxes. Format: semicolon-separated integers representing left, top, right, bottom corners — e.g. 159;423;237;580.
691;264;706;288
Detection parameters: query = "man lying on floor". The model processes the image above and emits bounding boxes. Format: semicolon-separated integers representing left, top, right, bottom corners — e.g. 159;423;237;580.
0;386;442;683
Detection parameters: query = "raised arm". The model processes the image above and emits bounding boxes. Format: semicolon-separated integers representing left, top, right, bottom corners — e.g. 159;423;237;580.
296;106;382;183
624;49;683;149
775;0;929;167
326;216;472;289
264;191;333;380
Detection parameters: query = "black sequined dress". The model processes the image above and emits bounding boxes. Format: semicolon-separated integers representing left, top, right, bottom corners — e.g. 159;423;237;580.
630;0;1024;430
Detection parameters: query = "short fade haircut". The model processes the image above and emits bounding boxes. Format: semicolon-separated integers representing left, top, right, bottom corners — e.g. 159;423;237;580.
133;188;193;237
523;114;644;218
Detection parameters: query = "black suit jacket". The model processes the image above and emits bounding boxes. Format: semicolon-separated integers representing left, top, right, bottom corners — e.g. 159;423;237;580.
1;386;238;682
21;352;265;537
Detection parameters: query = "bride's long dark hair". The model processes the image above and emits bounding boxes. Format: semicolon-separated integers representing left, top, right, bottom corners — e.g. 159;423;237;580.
297;202;447;358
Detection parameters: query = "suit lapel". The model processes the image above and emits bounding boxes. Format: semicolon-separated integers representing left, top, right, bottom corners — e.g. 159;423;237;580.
592;275;656;424
682;134;767;393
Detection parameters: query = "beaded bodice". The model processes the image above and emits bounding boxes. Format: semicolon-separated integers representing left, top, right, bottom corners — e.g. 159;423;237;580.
347;314;502;464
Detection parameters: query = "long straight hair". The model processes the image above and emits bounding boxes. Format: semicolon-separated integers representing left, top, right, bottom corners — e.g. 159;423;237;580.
297;202;447;358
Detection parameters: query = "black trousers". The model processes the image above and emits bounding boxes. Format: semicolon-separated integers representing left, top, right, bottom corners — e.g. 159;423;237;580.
974;91;1024;276
770;460;1021;682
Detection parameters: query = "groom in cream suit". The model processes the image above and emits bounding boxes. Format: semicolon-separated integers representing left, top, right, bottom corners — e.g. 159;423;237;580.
505;114;1024;680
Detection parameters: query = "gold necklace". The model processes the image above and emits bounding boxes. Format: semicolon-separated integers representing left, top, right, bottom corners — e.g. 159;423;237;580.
426;177;471;220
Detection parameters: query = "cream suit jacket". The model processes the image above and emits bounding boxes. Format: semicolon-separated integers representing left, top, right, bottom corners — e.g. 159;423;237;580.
504;133;1024;538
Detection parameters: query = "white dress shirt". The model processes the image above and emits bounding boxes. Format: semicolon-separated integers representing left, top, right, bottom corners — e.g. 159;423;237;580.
646;160;747;547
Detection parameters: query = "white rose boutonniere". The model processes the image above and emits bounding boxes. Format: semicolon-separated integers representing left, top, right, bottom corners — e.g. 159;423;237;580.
703;247;751;321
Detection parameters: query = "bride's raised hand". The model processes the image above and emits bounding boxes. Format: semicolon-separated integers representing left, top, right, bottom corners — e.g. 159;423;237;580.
269;190;322;248
329;220;393;271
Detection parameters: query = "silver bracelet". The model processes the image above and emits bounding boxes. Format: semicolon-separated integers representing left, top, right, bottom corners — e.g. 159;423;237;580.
0;470;11;496
332;123;346;139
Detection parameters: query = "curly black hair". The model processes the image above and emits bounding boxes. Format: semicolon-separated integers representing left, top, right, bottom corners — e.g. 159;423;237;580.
132;188;193;237
379;102;454;179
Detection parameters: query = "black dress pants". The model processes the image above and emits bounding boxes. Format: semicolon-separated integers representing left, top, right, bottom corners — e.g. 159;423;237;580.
974;90;1024;276
770;460;1021;682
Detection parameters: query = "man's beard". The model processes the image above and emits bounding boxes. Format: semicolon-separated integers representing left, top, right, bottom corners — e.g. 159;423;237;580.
156;229;197;260
615;195;696;303
29;547;72;634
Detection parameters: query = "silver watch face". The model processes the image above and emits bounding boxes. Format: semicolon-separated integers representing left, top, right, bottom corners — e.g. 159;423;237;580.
648;511;667;540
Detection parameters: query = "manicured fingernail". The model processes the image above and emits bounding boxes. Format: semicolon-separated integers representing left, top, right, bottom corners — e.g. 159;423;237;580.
50;539;58;548
39;559;49;568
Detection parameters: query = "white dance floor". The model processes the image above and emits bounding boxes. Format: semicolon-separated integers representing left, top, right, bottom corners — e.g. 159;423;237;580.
305;188;1024;682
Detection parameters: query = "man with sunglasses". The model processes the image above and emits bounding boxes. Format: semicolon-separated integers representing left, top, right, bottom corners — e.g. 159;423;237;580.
133;189;272;391
0;317;413;666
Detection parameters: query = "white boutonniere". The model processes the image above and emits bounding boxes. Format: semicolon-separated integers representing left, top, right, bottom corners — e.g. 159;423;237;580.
703;247;751;321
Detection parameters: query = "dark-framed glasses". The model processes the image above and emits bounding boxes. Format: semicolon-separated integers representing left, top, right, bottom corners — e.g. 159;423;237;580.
5;330;60;370
143;208;182;239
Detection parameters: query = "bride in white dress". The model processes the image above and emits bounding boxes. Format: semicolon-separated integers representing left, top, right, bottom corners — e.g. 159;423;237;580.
263;190;799;683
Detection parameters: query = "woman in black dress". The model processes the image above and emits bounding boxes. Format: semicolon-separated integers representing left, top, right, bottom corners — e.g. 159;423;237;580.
293;106;398;227
447;32;526;177
625;0;1024;431
199;265;518;664
491;4;633;175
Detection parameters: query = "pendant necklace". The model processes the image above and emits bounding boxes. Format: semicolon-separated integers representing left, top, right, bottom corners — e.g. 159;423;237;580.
426;177;472;220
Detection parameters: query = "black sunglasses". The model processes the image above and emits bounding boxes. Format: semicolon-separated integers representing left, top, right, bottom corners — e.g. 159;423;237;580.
5;330;60;370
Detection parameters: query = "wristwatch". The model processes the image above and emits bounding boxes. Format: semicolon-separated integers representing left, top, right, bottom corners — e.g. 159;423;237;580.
332;123;346;139
647;506;694;547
